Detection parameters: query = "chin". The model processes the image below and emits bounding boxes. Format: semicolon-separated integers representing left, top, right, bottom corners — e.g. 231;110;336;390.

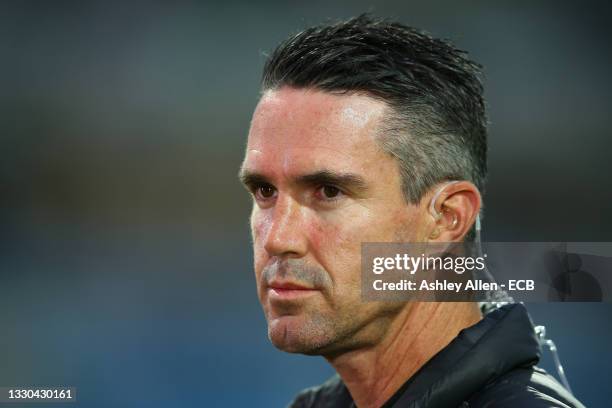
268;315;332;355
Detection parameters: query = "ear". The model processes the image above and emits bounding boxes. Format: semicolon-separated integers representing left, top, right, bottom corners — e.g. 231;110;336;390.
428;181;481;242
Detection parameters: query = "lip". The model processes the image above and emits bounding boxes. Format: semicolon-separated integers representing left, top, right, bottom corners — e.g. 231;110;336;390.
267;281;319;300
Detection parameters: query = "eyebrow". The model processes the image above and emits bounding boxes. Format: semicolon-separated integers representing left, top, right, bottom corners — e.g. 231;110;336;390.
238;169;368;194
238;170;268;189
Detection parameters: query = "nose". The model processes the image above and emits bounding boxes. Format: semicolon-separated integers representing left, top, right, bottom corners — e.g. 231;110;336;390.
263;194;309;258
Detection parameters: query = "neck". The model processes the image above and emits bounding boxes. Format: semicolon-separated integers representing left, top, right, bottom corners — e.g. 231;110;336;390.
326;302;481;408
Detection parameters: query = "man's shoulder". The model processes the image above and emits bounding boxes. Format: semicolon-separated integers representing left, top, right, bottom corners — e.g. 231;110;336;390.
467;367;585;408
288;367;586;408
288;375;350;408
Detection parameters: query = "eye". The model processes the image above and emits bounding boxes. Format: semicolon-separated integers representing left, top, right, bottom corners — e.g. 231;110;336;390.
259;185;275;198
318;185;343;200
253;184;277;200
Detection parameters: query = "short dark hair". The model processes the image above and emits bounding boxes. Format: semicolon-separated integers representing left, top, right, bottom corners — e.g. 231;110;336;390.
261;14;488;216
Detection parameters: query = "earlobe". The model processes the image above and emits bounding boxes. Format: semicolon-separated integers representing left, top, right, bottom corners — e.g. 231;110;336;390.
429;227;441;240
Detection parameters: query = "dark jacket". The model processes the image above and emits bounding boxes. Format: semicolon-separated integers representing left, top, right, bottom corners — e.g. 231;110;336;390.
289;304;585;407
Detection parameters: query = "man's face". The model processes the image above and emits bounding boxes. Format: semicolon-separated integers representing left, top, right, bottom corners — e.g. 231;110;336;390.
240;87;428;355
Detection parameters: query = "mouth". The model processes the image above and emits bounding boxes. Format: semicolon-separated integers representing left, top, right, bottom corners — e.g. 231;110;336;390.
267;281;319;300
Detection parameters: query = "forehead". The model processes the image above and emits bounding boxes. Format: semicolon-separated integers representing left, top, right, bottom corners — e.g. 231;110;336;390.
244;87;389;176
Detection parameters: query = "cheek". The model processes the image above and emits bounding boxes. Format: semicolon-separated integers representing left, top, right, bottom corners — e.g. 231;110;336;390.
309;208;410;277
313;208;377;246
250;209;269;275
250;210;264;243
309;215;340;249
309;216;363;279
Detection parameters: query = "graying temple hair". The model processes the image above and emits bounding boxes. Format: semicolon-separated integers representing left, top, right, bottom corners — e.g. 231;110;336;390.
377;104;484;205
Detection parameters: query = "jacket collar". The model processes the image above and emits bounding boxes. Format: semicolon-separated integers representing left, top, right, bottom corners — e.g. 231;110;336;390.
386;303;540;407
